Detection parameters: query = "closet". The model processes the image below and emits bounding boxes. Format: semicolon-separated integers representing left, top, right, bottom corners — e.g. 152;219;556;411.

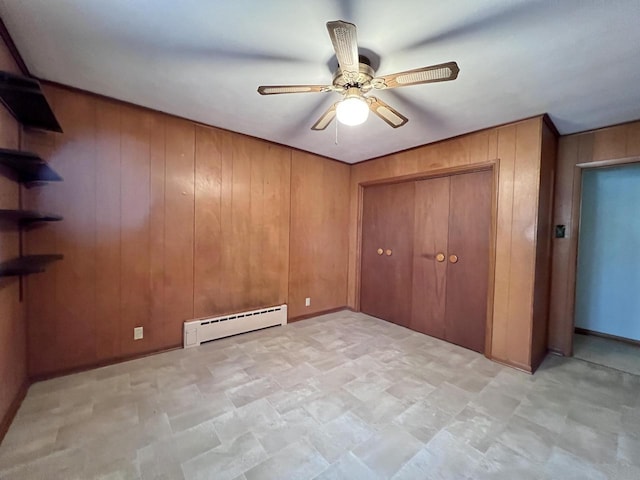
360;169;492;353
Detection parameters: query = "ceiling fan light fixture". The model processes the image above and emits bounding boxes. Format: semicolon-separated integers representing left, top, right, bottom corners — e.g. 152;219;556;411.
336;89;369;126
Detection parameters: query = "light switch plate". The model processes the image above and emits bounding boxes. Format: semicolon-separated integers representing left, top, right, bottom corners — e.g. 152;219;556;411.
305;297;311;307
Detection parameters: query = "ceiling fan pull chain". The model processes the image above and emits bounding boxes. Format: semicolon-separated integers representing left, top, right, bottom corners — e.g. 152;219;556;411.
335;116;339;145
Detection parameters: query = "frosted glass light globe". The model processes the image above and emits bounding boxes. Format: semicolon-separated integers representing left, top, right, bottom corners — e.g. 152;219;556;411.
336;96;369;126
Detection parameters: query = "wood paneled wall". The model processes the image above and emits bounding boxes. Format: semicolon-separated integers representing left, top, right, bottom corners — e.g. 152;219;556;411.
22;85;349;377
0;38;26;438
289;151;350;319
530;121;557;369
348;117;555;371
548;120;640;355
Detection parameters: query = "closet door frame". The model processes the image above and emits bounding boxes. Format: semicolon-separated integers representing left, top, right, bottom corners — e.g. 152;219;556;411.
355;161;499;358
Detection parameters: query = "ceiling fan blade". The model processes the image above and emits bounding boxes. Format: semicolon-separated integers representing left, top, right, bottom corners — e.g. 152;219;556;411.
371;61;460;90
258;85;333;95
368;97;409;128
326;20;360;76
311;103;338;130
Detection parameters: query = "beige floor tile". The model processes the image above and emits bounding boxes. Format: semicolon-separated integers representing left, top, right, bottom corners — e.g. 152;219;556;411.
308;411;375;463
543;447;608;480
393;430;482;480
557;419;618;464
314;452;382;480
303;388;362;424
244;438;327;480
181;432;267;480
353;424;423;478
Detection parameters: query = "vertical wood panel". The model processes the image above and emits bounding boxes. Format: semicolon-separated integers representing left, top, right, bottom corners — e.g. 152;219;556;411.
288;151;349;319
267;144;291;307
229;136;252;311
94;100;121;359
194;125;223;318
148;114;167;347
51;91;97;371
505;121;541;367
249;140;266;306
491;125;516;362
22;126;59;376
626;122;640;156
164;117;195;342
120;107;152;356
547;136;579;354
531;121;557;368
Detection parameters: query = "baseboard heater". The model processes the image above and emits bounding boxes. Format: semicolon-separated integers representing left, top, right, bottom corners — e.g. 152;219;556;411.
183;304;287;348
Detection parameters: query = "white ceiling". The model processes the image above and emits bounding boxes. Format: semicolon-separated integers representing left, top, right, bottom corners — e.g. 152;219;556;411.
1;0;640;163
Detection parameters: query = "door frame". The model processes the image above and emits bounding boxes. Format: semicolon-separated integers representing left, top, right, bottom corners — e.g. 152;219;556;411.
562;156;640;356
354;161;499;358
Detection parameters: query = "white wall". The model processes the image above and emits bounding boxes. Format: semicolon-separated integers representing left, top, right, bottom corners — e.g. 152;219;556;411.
575;163;640;340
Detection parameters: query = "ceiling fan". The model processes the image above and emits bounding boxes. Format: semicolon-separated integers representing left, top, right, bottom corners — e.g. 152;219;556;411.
257;20;459;130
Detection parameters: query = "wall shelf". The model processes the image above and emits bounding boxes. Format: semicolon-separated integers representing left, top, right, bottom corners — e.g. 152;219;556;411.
0;148;63;184
0;70;63;132
0;254;63;277
0;209;63;225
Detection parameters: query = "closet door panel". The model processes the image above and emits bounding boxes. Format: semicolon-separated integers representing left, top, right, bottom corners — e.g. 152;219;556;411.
361;182;415;327
411;177;450;337
445;170;493;353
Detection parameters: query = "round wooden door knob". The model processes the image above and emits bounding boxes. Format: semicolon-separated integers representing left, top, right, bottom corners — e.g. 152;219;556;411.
385;249;392;256
436;253;445;262
377;248;384;255
449;254;459;264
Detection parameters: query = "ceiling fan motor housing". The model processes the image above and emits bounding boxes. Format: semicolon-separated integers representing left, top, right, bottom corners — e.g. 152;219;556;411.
332;62;375;89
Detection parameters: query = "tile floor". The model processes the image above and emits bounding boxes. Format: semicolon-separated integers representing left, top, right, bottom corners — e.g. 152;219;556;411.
574;333;640;376
1;311;639;479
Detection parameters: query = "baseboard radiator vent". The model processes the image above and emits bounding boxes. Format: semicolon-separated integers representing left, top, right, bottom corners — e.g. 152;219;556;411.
183;304;287;348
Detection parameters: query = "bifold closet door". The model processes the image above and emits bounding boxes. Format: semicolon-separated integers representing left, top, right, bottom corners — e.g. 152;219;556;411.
360;182;415;327
410;177;450;338
444;170;492;353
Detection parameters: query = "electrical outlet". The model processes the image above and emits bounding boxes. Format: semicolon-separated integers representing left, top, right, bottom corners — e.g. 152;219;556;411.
134;326;143;340
305;297;311;307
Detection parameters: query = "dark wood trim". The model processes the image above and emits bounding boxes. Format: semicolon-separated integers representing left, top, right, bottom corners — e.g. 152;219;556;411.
548;347;566;357
38;80;352;166
490;356;533;375
542;113;560;138
0;379;29;445
288;306;349;323
358;161;496;188
484;161;500;359
29;344;181;383
575;327;640;348
0;18;30;76
576;155;640;169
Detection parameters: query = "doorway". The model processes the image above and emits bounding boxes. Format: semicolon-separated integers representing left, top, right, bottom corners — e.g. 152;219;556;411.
574;162;640;373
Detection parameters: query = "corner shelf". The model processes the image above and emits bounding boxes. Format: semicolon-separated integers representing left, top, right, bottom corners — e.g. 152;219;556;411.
0;148;63;184
0;254;63;277
0;70;63;132
0;209;63;225
0;71;63;280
